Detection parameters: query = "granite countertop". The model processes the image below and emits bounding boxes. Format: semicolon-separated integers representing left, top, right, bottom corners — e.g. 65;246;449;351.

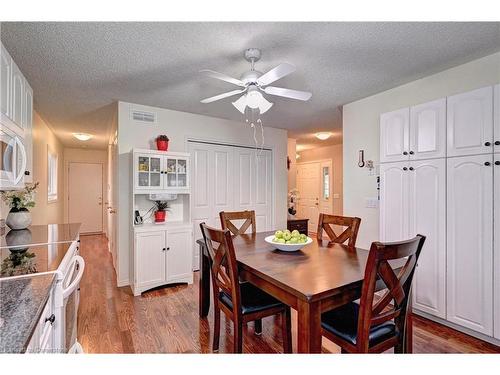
0;273;56;353
0;223;81;250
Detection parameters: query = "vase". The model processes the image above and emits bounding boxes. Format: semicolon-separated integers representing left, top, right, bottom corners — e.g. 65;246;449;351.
156;139;169;151
6;208;32;230
154;210;166;223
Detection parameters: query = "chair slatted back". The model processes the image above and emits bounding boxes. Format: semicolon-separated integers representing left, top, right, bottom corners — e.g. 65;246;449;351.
200;223;241;311
219;210;256;235
317;214;361;247
356;235;426;352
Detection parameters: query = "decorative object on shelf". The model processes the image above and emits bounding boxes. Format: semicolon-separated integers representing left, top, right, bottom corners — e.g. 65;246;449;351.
155;135;170;151
1;182;39;230
134;210;144;225
153;200;170;223
288;188;299;218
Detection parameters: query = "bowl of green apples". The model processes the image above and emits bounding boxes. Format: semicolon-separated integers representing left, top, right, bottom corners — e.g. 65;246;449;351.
265;229;313;252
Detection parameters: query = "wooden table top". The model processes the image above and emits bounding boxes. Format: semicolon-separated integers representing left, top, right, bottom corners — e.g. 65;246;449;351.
198;231;405;303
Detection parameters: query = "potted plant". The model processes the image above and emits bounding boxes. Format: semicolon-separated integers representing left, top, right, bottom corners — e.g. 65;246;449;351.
156;135;169;151
1;182;39;230
153;200;170;223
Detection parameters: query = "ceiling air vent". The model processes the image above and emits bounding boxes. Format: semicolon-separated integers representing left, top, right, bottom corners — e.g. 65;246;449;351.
131;110;156;124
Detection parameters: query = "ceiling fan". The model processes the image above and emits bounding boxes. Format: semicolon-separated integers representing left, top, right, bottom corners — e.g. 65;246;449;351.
200;48;312;114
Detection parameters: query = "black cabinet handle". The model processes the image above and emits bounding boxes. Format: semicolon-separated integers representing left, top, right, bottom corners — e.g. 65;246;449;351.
403;151;408;155
409;151;414;155
403;167;408;171
495;141;500;146
166;247;170;251
162;247;166;252
409;167;414;171
484;162;491;166
24;170;30;175
495;161;500;166
485;142;491;146
45;314;55;325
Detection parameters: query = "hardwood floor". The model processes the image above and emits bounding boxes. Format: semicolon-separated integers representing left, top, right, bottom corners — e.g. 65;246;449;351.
78;234;500;354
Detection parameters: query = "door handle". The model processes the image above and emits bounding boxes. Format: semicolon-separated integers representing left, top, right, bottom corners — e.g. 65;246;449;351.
109;209;116;214
14;137;27;185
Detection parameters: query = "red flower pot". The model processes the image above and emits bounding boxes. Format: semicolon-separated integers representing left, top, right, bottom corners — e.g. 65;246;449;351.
156;139;169;151
154;210;166;222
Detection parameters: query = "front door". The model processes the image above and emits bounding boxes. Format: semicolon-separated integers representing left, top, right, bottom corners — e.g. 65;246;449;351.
68;162;103;233
296;162;321;234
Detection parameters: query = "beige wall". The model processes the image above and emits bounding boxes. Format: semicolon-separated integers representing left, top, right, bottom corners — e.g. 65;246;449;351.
63;147;108;234
117;101;288;286
287;138;297;190
297;144;343;216
343;52;500;249
1;112;65;225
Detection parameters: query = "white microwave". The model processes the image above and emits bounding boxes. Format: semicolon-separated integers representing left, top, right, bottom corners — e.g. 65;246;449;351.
0;124;27;190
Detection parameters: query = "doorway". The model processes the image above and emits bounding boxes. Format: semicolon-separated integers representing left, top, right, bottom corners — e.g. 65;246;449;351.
68;162;103;234
296;160;333;234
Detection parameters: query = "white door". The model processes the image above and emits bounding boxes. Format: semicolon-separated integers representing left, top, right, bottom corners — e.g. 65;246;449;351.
494;84;500;154
494;154;500;339
447;86;493;157
0;43;12;119
446;154;493;335
135;231;166;288
23;81;33;182
379;161;409;242
409;98;446;160
296;162;321;234
409;158;446;318
10;61;24;129
107;139;118;268
380;108;410;163
68;162;103;233
234;147;273;230
166;229;192;282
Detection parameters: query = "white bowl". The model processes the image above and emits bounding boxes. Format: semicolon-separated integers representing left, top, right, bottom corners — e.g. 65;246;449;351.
264;235;313;252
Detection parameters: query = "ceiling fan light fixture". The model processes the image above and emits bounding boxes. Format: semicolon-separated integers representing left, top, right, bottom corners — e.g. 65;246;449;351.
246;89;263;109
258;98;273;114
232;95;247;114
315;132;332;141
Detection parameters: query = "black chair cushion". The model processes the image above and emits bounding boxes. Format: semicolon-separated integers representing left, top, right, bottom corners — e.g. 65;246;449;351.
219;282;284;315
321;302;398;347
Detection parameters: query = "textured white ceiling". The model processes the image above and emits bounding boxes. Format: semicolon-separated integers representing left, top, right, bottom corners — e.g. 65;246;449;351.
1;22;499;149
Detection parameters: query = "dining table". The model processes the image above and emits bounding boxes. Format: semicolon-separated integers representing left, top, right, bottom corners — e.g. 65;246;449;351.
197;231;412;353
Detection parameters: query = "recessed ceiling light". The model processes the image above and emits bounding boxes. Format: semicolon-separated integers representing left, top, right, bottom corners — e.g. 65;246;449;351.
315;132;332;141
73;133;93;141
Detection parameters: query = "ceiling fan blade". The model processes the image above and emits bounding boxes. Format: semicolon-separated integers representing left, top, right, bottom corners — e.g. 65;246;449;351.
257;63;296;86
200;69;246;87
201;89;247;104
263;86;312;101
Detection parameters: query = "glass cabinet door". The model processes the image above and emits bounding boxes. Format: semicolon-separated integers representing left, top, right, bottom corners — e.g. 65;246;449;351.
136;154;162;189
177;159;187;187
163;157;189;189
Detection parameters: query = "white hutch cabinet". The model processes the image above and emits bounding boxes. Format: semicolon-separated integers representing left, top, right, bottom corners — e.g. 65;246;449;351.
131;148;193;296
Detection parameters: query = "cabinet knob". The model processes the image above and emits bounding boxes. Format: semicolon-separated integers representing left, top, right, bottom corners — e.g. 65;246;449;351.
403;167;408;171
402;151;408;155
45;314;56;325
484;142;491;146
495;161;500;166
24;170;30;176
495;141;500;146
409;167;414;171
162;247;166;251
409;151;414;155
166;247;170;251
484;162;491;166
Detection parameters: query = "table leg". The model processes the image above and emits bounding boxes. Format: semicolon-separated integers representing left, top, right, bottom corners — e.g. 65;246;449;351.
297;299;322;353
199;243;210;317
404;302;413;353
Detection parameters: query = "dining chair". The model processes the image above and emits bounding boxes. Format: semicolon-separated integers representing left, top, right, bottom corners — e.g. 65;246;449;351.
317;214;361;247
200;223;292;353
219;210;256;235
321;234;426;353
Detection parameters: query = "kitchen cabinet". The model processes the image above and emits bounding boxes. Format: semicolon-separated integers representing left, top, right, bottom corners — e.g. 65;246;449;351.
11;60;25;131
23;81;33;182
0;43;12;120
133;224;193;296
446;154;493;335
494;153;500;339
409;98;446;160
380;108;409;163
133;150;190;193
494;84;500;154
447;86;493;157
26;290;56;353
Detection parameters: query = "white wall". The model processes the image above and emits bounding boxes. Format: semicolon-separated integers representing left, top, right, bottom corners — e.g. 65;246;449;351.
63;147;108;234
117;101;288;286
343;52;500;249
287;138;297;190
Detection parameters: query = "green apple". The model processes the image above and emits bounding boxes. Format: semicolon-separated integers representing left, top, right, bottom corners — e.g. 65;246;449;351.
299;237;307;243
284;229;291;236
283;232;292;241
289;237;298;244
291;230;300;237
275;230;284;239
300;234;307;241
276;238;286;244
285;240;291;244
272;237;279;242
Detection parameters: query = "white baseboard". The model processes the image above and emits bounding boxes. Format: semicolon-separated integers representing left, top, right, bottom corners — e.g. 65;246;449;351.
413;309;500;347
117;279;130;287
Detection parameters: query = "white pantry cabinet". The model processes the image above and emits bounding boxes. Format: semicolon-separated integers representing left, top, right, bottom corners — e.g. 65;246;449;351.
380;108;409;163
409;98;446;160
447;86;493;157
446;154;493;335
408;158;446;318
494;84;500;154
494;154;500;339
0;43;12;120
133;224;193;296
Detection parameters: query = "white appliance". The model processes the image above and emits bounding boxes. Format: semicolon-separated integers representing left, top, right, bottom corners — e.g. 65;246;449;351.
0;124;27;190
